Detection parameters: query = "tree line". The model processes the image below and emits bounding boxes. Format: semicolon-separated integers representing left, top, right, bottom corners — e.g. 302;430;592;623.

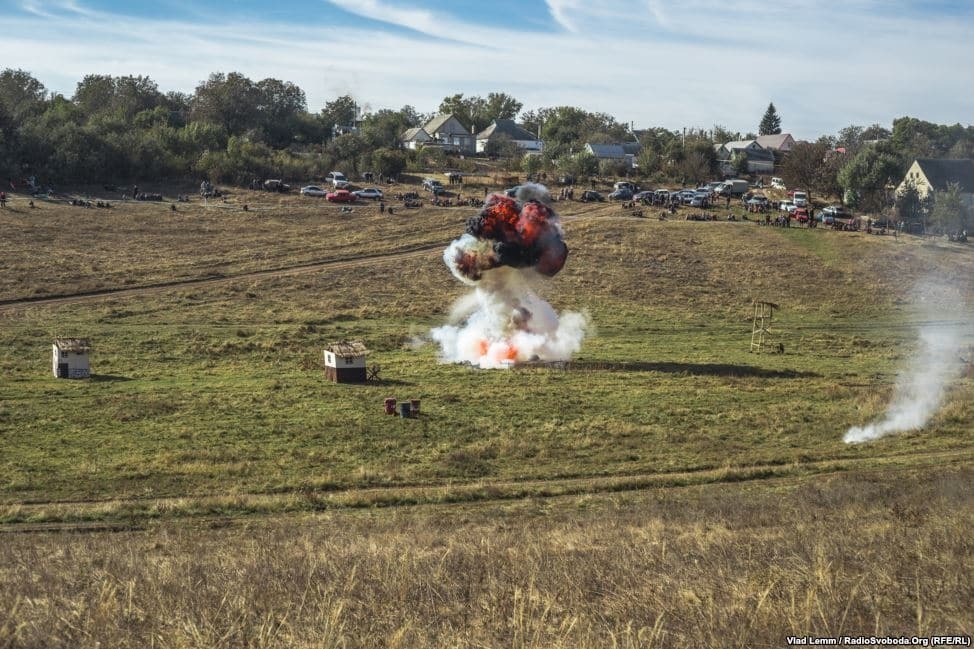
1;68;972;230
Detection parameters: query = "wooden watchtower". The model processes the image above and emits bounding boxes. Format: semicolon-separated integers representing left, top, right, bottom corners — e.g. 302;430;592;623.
750;301;779;352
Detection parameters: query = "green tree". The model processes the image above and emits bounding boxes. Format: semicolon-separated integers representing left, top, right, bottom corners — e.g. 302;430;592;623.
759;102;781;136
521;153;544;177
780;141;829;197
0;68;47;121
837;142;903;212
370;147;407;180
255;78;307;148
359;107;420;149
319;95;358;140
437;92;522;133
895;181;923;224
190;72;261;135
558;151;599;180
930;182;968;234
484;133;519;159
711;124;741;145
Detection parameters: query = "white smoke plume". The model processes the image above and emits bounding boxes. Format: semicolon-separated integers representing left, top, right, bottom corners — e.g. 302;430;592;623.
431;267;588;369
844;324;965;443
844;277;970;444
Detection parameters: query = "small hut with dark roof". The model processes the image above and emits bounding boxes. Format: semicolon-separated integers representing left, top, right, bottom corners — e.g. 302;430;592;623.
323;341;369;383
53;338;91;378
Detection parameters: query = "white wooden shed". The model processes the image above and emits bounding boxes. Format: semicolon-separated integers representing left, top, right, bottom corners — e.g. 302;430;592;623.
323;341;368;383
53;338;91;378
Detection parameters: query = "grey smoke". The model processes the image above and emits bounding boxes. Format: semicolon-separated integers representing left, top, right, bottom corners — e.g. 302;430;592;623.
844;276;970;444
844;324;965;443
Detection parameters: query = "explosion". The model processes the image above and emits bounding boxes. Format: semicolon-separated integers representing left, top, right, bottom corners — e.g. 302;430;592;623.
431;184;588;369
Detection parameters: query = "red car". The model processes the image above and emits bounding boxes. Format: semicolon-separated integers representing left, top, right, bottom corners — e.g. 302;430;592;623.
793;207;809;223
326;189;356;203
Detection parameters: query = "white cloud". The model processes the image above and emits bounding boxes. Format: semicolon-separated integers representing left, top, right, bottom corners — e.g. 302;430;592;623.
3;0;973;139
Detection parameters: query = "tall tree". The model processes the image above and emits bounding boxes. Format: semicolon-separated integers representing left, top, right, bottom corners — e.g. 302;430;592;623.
837;141;903;212
190;72;261;135
759;102;781;136
930;182;968;234
319;95;359;140
437;92;523;133
0;68;47;121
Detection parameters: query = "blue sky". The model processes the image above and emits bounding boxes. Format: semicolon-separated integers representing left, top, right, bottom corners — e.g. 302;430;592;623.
2;0;973;140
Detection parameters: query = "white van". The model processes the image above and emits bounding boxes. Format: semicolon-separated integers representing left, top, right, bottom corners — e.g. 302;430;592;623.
327;171;349;188
771;176;786;190
792;190;808;207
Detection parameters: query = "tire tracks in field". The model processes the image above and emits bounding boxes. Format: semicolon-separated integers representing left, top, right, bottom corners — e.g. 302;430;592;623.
2;446;970;534
0;241;447;312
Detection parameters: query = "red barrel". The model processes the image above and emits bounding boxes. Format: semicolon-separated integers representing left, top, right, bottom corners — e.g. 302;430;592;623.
384;397;396;415
410;399;421;415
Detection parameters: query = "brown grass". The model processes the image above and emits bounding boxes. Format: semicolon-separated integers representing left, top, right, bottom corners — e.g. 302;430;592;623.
1;466;971;648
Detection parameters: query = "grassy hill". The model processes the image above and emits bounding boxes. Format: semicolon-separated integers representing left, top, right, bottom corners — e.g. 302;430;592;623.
1;185;972;646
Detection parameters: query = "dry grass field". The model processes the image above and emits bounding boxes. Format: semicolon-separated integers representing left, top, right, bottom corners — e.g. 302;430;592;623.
0;180;972;646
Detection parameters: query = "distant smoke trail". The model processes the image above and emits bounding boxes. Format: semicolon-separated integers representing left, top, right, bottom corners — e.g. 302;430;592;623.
844;277;970;444
431;184;588;369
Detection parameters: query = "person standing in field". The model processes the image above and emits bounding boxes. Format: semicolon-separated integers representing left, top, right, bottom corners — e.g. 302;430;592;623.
0;191;6;208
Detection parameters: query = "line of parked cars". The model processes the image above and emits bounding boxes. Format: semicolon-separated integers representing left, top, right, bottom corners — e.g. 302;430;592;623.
299;184;385;202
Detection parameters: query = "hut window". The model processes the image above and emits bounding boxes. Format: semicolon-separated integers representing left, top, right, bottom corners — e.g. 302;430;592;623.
345;357;354;365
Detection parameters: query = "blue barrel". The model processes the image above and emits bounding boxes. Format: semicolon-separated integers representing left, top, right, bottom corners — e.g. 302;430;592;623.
399;402;412;418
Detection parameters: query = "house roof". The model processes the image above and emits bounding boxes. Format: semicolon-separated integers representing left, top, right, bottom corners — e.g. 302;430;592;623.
914;159;974;193
586;142;640;159
54;338;91;352
423;113;469;136
400;127;430;142
724;139;758;150
755;134;794;150
325;340;368;357
475;119;537;141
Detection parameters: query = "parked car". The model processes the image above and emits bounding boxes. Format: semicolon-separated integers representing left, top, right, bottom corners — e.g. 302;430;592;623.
579;190;604;202
326;171;349;188
300;185;328;197
679;189;697;204
634;190;655;202
423;178;444;193
746;194;769;207
792;190;808;207
690;192;710;207
263;179;290;192
779;201;797;213
326;189;356;203
613;181;638;193
705;181;724;192
771;176;786;190
793;207;810;223
654;189;670;201
354;187;384;200
821;205;850;219
609;188;634;201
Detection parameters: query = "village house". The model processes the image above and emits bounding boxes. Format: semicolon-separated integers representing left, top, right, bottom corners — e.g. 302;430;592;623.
323;340;369;383
52;338;91;379
475;119;543;154
715;140;776;175
400;126;432;150
755;133;796;154
418;113;476;153
584;142;642;168
896;158;974;208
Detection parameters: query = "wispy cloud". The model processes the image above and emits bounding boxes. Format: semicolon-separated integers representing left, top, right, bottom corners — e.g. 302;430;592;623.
3;0;973;138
